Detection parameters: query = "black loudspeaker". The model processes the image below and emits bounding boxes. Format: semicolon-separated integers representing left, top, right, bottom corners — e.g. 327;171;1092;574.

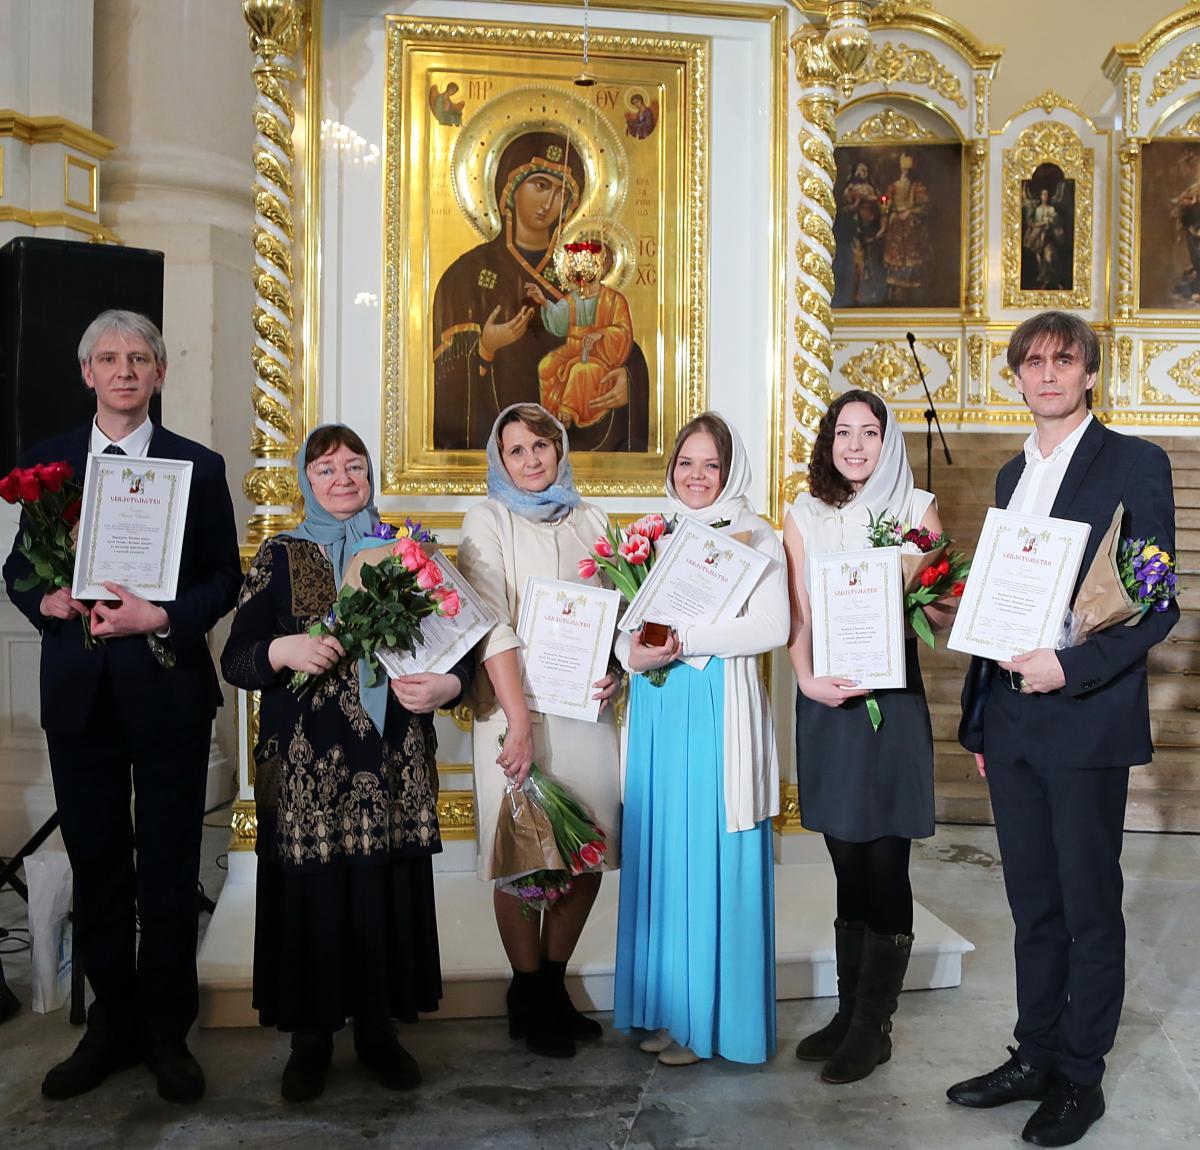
0;237;165;472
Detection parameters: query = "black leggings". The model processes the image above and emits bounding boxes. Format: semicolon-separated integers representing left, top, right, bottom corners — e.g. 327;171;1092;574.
824;834;914;936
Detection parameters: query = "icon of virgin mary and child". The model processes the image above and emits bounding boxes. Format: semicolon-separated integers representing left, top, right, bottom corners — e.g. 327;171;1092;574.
432;129;649;452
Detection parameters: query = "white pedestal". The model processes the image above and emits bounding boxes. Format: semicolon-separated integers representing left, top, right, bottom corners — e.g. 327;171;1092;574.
197;859;974;1028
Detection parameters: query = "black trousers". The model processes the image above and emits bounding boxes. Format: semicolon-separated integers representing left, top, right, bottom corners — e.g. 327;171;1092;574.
985;717;1129;1086
44;679;211;1047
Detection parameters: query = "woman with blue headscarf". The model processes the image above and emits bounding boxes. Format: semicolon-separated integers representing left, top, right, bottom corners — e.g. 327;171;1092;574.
221;425;472;1102
457;403;622;1059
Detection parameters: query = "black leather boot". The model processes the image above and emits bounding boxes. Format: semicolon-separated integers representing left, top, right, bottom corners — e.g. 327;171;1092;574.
354;1020;421;1091
506;968;575;1058
821;929;913;1084
280;1031;333;1102
542;958;603;1041
796;919;865;1061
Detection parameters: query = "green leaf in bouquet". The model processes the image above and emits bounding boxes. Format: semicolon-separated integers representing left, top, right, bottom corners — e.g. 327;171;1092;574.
909;604;936;649
13;573;40;592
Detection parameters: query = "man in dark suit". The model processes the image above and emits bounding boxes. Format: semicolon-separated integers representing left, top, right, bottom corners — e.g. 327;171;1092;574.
2;310;241;1102
948;312;1178;1146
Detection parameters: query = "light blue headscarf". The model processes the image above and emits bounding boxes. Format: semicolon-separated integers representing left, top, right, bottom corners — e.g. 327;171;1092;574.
280;425;390;733
486;403;582;522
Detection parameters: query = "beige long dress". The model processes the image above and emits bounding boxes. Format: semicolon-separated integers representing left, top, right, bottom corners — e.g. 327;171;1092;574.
457;499;622;880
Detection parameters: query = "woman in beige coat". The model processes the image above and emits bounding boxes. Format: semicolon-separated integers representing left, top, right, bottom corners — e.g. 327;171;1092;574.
457;403;621;1059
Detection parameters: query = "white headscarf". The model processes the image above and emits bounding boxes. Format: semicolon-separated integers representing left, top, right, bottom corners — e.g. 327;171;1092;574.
795;392;915;554
665;415;756;528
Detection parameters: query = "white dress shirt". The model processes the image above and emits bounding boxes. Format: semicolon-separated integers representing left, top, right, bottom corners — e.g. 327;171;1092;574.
1006;414;1093;516
90;416;154;459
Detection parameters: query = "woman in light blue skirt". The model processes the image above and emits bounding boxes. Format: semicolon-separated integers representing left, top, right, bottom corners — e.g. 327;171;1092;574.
613;413;789;1065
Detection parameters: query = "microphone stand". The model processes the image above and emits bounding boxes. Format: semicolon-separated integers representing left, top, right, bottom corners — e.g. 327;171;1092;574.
906;331;952;490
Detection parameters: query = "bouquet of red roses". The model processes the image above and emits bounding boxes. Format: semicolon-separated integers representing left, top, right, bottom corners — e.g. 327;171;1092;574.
0;462;94;646
289;524;460;694
866;512;970;648
579;513;674;685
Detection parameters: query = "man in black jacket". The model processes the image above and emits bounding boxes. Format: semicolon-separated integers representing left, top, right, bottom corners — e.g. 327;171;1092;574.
949;311;1178;1147
2;310;242;1102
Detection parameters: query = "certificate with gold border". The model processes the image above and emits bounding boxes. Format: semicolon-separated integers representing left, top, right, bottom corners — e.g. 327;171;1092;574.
809;547;906;689
72;453;193;602
948;508;1090;661
516;577;621;723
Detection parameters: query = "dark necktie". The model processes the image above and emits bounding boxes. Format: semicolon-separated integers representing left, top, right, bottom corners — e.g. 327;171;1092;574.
103;444;126;456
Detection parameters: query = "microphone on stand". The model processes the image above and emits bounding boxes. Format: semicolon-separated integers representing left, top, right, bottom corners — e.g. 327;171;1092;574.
906;331;952;491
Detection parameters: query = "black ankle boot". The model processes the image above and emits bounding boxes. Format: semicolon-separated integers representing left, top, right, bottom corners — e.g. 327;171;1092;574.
354;1021;421;1091
506;969;575;1058
281;1031;333;1102
796;919;865;1061
821;929;913;1085
542;959;603;1041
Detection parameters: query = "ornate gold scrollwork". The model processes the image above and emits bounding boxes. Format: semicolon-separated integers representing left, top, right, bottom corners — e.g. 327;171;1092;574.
1013;89;1090;123
230;799;258;852
1149;43;1200;107
1140;341;1180;405
966;333;985;401
437;791;478;841
842;340;930;395
857;41;967;108
838;106;936;143
243;0;302;545
773;782;802;833
1115;335;1133;388
966;138;987;318
1169;112;1200;137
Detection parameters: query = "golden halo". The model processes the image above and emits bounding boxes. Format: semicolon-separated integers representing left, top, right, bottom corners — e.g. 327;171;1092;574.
623;86;653;113
451;83;628;242
555;217;638;293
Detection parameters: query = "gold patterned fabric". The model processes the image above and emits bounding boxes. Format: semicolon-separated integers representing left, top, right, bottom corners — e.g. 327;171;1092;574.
221;537;442;869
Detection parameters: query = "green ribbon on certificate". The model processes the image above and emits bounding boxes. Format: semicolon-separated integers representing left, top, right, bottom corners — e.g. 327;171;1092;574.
865;692;882;732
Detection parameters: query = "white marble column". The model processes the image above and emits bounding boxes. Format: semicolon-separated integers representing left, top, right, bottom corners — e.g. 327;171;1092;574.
93;0;257;800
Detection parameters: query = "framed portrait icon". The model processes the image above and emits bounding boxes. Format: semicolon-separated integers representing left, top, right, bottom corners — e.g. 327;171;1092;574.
381;17;708;496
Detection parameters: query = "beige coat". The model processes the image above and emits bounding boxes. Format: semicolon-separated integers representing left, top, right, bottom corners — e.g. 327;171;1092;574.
457;499;622;880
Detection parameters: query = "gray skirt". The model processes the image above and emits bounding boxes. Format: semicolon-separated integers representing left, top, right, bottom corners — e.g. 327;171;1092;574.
795;638;935;842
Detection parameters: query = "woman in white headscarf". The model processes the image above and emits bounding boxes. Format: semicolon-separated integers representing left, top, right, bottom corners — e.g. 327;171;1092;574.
613;412;789;1067
784;389;941;1086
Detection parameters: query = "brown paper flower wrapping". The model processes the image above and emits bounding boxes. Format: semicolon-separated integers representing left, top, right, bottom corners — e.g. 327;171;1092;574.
1064;503;1140;645
491;785;567;883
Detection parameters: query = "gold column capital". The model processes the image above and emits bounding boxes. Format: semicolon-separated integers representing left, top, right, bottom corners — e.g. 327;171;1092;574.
243;0;303;66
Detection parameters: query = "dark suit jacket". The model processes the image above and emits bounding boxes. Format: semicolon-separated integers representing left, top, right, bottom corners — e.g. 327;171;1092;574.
959;419;1179;769
2;423;242;735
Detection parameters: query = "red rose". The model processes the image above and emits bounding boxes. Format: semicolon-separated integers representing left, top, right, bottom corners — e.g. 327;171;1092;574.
919;567;939;588
937;558;950;576
0;471;19;504
17;469;42;502
951;581;965;597
35;461;71;493
62;497;82;526
619;534;651;565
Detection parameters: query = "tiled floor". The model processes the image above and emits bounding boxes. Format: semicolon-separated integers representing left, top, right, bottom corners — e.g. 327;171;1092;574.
1;821;1198;1149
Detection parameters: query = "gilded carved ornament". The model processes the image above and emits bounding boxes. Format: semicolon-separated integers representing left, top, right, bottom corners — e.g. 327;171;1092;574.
838;106;936;143
1116;336;1133;387
1169;112;1200;136
1166;349;1200;400
852;41;967;108
1149;42;1200;106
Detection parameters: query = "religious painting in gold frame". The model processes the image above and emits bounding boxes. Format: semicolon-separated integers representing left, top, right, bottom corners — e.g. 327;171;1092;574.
1138;138;1200;311
382;16;708;496
1001;121;1093;309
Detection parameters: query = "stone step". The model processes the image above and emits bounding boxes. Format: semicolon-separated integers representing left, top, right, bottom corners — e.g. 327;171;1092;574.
930;702;1200;749
933;766;1200;831
924;670;1200;709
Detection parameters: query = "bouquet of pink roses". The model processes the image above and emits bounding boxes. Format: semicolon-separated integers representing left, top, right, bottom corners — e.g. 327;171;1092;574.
289;521;460;694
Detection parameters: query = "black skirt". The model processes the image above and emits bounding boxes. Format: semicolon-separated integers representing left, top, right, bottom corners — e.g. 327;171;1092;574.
253;809;443;1033
795;638;936;842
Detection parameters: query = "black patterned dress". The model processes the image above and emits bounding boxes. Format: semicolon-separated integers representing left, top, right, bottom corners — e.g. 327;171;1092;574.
221;537;470;1033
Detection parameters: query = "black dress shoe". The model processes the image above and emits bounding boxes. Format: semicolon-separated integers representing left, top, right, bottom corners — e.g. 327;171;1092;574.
947;1047;1052;1108
355;1027;421;1091
146;1042;206;1104
1022;1080;1105;1146
281;1031;333;1102
41;1029;142;1099
0;980;19;1024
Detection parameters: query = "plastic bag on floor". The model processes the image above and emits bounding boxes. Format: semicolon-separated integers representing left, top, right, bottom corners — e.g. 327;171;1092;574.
25;848;73;1014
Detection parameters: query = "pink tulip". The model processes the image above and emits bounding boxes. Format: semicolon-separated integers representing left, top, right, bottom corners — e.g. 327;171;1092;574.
619;534;651;565
595;536;615;558
631;513;666;541
578;557;599;579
